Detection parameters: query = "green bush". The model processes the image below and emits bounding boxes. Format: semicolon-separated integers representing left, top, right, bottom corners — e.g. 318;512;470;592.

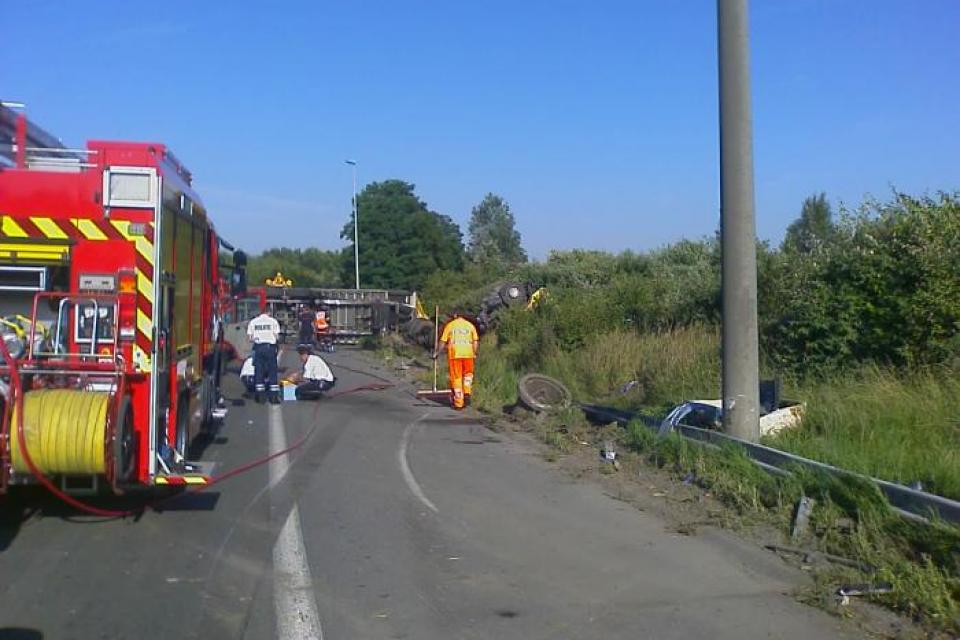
764;192;960;372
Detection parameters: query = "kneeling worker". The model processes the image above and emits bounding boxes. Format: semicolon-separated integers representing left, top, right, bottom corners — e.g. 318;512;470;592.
435;310;479;410
240;354;256;394
289;345;336;400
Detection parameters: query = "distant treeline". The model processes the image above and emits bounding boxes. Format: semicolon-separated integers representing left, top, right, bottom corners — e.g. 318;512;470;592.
249;184;960;374
429;191;960;375
248;180;526;292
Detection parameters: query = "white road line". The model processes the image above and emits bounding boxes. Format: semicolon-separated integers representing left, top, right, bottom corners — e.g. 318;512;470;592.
398;412;439;514
268;403;290;490
274;505;323;640
269;405;324;640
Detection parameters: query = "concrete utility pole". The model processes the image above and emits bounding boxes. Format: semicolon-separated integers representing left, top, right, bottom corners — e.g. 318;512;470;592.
717;0;760;441
345;159;360;289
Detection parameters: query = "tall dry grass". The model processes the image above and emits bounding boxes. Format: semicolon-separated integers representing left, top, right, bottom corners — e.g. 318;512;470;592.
775;368;960;500
540;325;720;410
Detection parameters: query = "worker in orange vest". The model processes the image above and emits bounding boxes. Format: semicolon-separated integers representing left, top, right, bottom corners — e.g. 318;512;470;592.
435;311;479;410
314;307;333;352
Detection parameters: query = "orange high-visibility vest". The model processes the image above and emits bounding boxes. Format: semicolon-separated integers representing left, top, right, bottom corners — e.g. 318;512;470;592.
315;311;329;332
440;317;478;359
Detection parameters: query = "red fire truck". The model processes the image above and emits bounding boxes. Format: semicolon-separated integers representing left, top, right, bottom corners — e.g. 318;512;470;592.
0;104;247;494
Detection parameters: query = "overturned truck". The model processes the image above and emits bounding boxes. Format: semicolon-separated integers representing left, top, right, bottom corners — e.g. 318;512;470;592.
252;286;422;345
403;280;543;348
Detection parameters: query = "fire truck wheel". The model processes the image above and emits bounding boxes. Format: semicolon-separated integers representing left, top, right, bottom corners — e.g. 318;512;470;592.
200;377;215;430
113;395;136;486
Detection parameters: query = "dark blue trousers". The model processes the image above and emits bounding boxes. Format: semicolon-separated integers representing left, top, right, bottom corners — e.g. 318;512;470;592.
253;343;279;395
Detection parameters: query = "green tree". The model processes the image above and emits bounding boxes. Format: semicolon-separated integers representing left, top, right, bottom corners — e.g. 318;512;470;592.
764;192;960;371
248;247;344;287
340;180;464;290
782;192;835;254
467;193;527;268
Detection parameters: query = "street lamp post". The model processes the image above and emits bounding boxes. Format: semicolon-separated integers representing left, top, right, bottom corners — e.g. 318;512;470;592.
345;159;359;289
717;0;760;441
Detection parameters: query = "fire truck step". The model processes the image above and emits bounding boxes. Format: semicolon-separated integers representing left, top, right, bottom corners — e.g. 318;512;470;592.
155;461;218;486
155;475;209;486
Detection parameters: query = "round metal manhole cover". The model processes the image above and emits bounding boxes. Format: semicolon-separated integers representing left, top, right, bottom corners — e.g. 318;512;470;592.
517;373;572;413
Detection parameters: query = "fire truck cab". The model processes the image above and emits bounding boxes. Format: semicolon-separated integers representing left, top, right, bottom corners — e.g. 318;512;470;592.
0;104;246;494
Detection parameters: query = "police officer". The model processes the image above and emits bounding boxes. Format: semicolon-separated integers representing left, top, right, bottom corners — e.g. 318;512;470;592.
247;308;281;404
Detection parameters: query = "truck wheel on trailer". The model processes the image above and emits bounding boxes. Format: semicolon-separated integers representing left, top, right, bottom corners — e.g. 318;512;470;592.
499;283;527;307
112;395;136;488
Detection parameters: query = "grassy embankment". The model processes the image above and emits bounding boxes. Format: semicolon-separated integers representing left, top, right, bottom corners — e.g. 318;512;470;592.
475;324;960;502
468;324;960;630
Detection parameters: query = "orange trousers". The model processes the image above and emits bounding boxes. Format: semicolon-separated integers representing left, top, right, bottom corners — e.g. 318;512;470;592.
447;357;475;408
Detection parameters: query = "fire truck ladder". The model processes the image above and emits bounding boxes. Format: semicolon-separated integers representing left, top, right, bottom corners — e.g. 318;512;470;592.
0;101;95;170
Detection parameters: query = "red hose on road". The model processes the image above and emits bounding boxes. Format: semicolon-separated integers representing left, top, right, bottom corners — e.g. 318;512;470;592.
0;336;393;519
178;381;393;495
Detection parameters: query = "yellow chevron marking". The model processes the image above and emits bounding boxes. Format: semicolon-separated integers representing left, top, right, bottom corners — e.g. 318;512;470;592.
74;219;107;241
110;220;130;238
154;478;170;485
31;217;69;239
137;308;152;337
135;237;154;264
108;220;154;264
137;271;154;305
184;477;208;485
1;217;27;238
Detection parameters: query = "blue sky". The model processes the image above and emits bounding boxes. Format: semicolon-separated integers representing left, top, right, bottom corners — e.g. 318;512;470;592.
3;1;958;259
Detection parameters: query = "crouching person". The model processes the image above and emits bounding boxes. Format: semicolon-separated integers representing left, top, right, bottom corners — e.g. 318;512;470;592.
240;354;256;394
290;345;336;400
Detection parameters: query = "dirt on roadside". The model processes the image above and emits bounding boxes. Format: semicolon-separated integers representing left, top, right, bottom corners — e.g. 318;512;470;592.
357;350;938;640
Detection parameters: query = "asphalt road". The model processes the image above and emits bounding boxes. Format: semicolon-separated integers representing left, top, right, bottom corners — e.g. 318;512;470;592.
0;349;857;640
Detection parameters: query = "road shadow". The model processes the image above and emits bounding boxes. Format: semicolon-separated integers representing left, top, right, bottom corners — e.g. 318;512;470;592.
0;628;43;640
0;490;40;553
0;483;222;549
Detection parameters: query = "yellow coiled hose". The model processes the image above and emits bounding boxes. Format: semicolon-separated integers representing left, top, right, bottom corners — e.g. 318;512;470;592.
10;389;109;474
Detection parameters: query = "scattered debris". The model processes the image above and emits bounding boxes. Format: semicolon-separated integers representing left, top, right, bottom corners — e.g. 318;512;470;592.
835;582;894;606
660;397;805;437
791;496;816;542
517;373;572;413
765;545;876;574
834;517;856;534
620;380;640;394
600;440;617;462
600;440;620;471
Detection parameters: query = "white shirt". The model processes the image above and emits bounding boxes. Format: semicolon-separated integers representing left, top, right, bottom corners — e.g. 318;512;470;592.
240;357;254;378
247;313;280;345
302;354;334;382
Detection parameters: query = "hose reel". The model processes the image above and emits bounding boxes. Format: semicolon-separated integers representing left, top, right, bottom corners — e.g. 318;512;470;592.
10;389;110;475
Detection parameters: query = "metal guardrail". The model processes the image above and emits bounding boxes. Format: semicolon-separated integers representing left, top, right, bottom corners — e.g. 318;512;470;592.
579;403;960;525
